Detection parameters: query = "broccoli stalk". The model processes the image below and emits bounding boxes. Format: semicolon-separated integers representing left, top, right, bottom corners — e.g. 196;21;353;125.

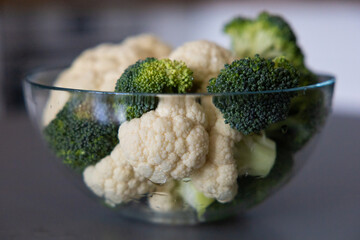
234;134;276;178
235;145;294;207
114;57;194;120
208;55;299;135
178;181;215;219
43;94;119;170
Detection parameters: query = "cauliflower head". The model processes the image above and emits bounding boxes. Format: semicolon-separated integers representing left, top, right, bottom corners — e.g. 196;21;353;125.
43;34;172;126
118;97;209;184
83;144;155;206
169;40;235;92
192;105;242;203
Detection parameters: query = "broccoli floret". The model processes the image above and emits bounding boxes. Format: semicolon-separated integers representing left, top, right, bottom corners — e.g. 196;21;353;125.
44;94;119;170
266;87;329;152
114;57;194;120
224;11;313;82
208;55;299;135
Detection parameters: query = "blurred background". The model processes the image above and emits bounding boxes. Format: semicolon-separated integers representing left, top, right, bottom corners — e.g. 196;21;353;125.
0;0;359;116
1;1;360;239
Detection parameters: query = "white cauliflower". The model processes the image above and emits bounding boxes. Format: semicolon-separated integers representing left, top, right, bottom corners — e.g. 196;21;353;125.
42;34;172;126
169;40;235;92
83;144;155;206
191;98;242;203
122;33;172;59
148;180;182;212
118;97;209;184
168;41;240;202
155;96;208;128
192;102;276;203
71;34;171;91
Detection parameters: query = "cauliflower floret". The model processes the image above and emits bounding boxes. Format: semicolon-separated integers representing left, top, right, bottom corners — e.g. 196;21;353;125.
42;34;172;126
123;33;172;59
168;41;240;202
118;97;209;184
156;96;208;128
71;35;171;91
169;40;235;92
192;130;238;203
191;102;242;203
148;180;182;212
83;144;155;206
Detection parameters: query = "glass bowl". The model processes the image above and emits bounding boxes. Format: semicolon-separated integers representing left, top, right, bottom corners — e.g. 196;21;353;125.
23;69;335;225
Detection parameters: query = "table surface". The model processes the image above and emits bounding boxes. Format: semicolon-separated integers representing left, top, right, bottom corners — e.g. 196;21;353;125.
1;112;359;240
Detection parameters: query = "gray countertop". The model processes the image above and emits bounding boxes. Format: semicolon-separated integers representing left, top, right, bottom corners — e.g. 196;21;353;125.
1;112;359;240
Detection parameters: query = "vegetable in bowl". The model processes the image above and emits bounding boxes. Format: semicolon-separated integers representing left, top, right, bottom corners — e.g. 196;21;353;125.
114;57;194;120
23;12;335;225
43;94;119;170
207;54;300;134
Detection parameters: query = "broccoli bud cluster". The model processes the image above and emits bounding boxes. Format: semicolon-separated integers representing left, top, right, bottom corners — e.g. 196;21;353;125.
43;94;119;170
208;55;299;134
115;57;194;120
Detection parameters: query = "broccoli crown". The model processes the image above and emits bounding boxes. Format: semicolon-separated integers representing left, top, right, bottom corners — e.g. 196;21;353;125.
224;11;306;74
266;87;329;152
115;57;194;120
258;12;296;41
208;55;299;135
44;94;119;170
115;57;193;93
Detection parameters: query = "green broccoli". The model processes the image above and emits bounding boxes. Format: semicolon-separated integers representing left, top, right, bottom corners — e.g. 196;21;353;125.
224;11;314;84
43;94;119;170
208;54;299;135
114;57;194;120
266;87;329;152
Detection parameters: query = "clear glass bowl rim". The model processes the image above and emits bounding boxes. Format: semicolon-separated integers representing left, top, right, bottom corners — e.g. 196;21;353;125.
24;68;336;97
